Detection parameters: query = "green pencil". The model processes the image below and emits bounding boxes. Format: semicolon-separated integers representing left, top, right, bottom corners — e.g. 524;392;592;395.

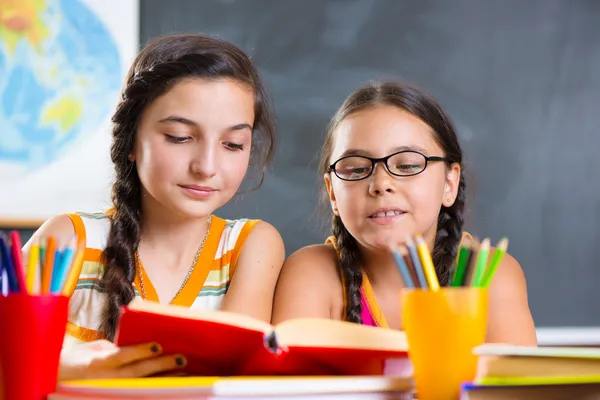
450;238;471;287
481;237;509;288
472;238;491;287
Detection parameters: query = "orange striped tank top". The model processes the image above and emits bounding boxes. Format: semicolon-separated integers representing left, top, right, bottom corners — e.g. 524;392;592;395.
62;211;258;347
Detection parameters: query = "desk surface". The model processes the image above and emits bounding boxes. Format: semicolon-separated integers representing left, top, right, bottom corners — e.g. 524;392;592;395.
536;327;600;346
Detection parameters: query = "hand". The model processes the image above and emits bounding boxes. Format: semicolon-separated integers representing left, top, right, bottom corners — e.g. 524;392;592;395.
59;340;186;381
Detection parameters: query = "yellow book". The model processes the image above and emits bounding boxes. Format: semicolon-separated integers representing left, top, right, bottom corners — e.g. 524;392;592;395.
50;376;414;399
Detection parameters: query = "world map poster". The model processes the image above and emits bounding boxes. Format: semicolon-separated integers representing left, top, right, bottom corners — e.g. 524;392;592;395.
0;0;139;226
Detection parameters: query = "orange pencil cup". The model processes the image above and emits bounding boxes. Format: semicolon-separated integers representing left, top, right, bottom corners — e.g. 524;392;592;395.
401;287;488;400
0;294;69;400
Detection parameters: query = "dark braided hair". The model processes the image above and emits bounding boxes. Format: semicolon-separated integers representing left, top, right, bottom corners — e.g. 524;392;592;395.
320;81;465;323
99;34;276;340
332;215;363;323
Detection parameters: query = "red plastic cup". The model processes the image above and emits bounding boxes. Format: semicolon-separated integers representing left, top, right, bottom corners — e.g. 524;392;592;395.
0;294;69;400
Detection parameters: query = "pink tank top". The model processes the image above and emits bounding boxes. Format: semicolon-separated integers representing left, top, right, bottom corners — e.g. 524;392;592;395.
360;288;378;326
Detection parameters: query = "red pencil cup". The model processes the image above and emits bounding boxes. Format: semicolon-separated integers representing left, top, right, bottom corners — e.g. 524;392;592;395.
0;294;69;400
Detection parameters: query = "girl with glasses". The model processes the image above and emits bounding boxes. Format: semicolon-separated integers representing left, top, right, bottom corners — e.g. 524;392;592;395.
272;81;537;346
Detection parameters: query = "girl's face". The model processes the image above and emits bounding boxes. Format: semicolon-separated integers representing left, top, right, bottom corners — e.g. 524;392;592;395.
324;105;461;251
132;78;255;219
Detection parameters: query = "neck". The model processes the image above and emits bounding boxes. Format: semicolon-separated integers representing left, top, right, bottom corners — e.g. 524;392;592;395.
138;192;211;270
360;246;403;288
361;228;437;288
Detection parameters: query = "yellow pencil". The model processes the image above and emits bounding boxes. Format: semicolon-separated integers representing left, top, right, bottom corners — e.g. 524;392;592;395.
415;234;440;291
26;238;40;294
61;240;85;296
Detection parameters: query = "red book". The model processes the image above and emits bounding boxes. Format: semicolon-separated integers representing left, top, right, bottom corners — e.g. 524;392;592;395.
115;299;410;377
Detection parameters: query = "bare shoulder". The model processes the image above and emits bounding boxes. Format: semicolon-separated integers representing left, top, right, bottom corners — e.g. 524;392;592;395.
271;243;343;324
22;214;76;252
236;220;285;269
245;220;284;248
488;250;527;291
486;250;538;345
283;243;341;281
221;220;285;322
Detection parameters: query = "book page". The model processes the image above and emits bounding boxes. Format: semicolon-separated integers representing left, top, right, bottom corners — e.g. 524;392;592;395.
126;298;273;333
274;318;408;351
474;343;600;359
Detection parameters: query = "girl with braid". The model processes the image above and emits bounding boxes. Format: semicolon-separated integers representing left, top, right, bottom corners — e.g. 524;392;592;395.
272;81;537;345
24;34;285;379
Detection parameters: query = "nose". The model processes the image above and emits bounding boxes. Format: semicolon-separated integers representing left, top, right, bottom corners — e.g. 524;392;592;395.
190;143;217;178
368;162;396;196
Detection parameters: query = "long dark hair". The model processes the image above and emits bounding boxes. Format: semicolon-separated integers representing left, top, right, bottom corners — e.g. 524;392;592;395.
320;81;465;323
99;34;277;340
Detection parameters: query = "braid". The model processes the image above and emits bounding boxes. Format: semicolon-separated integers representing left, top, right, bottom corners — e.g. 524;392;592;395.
98;77;145;341
98;181;140;341
332;216;363;323
432;173;466;286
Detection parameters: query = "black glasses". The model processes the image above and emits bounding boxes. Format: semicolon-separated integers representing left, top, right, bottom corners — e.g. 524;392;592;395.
328;150;449;181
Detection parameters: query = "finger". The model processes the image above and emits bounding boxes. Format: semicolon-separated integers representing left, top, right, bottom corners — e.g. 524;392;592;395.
102;342;163;368
116;354;187;379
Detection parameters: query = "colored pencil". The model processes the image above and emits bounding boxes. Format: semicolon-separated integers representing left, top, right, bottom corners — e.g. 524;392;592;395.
51;238;77;294
405;236;428;289
481;237;509;288
61;240;85;296
0;251;4;293
26;237;40;294
401;248;421;288
0;231;85;296
472;238;491;287
450;237;472;287
10;230;27;293
462;237;480;286
0;235;19;292
392;246;414;288
41;236;57;294
415;235;440;291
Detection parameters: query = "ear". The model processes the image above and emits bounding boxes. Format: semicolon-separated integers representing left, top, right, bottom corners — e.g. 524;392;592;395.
324;173;339;216
443;163;461;207
128;153;135;162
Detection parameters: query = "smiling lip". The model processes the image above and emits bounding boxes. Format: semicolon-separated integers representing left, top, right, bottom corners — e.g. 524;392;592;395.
368;207;406;225
179;184;217;199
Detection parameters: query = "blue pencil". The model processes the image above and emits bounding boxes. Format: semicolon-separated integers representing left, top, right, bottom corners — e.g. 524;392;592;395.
0;235;19;293
405;236;428;289
392;247;414;288
0;252;4;292
0;251;4;296
52;240;76;294
50;247;66;293
1;269;6;296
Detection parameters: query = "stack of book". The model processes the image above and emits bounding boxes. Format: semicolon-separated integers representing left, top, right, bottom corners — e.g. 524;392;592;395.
461;344;600;399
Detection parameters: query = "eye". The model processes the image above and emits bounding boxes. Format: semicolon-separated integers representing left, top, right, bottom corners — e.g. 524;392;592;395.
165;134;190;143
224;142;245;151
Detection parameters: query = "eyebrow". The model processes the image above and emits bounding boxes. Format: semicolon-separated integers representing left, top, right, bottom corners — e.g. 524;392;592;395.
158;115;253;131
338;145;430;158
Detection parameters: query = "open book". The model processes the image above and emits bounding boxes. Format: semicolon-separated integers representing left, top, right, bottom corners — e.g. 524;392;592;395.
114;299;409;376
